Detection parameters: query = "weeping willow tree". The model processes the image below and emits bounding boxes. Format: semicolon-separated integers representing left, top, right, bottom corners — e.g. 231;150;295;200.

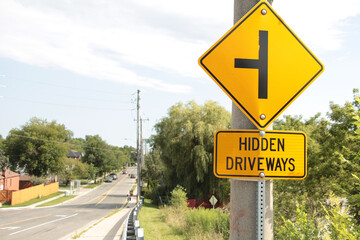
150;100;231;202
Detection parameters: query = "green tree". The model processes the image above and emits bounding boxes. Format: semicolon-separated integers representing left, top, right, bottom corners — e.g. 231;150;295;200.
151;101;231;202
274;89;360;236
60;158;89;185
82;135;107;177
4;117;70;176
143;148;164;190
70;138;86;152
88;163;98;183
108;145;127;170
0;134;4;151
0;149;10;170
121;145;137;164
102;150;117;174
273;114;332;224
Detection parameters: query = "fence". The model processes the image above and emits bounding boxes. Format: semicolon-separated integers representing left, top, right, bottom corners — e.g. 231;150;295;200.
121;200;144;240
11;182;59;206
0;190;14;203
19;181;33;190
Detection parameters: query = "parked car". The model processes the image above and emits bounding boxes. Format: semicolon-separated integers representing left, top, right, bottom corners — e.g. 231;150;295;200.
105;177;113;183
109;173;117;180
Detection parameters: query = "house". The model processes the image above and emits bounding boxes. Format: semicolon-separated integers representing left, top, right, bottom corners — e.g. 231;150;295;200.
66;150;83;160
19;174;33;190
0;167;20;191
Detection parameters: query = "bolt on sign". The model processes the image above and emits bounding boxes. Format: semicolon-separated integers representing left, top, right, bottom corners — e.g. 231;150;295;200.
214;130;307;179
199;0;324;130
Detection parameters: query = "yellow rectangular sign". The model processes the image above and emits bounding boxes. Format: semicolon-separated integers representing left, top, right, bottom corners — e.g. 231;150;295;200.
214;130;307;180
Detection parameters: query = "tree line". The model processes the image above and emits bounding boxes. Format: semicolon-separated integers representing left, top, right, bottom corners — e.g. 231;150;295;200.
143;89;360;237
0;117;136;184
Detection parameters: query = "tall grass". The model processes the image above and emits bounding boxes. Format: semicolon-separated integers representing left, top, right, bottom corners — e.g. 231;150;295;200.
184;208;229;239
162;206;229;240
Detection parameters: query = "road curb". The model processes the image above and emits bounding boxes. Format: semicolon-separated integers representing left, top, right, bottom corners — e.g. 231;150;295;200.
59;201;134;240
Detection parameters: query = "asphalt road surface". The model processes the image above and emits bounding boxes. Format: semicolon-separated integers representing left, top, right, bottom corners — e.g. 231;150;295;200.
0;167;137;240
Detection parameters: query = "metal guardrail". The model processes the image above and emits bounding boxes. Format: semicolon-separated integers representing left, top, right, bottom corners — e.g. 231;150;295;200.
121;200;144;240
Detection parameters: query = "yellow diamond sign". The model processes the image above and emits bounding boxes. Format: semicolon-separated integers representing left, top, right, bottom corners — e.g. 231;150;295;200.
199;0;324;129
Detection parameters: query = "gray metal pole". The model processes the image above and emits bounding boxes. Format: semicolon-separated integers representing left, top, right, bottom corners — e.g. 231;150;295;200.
136;90;140;203
231;1;273;239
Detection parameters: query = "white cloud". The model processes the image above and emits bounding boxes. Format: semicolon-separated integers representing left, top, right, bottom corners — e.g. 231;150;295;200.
0;0;359;93
0;0;206;93
273;0;360;51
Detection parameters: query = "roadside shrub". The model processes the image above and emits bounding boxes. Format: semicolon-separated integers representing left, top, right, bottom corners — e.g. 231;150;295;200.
276;204;322;239
322;198;360;240
276;197;360;239
30;176;48;185
170;185;187;208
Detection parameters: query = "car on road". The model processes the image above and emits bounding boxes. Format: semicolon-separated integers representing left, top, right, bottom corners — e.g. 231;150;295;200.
122;170;128;174
105;176;113;183
109;173;117;180
130;174;136;178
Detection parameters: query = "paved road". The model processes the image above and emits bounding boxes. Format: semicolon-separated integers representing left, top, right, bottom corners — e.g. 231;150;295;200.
0;167;137;240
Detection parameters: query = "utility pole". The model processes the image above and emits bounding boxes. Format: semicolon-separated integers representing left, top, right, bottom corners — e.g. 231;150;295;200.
230;1;273;239
140;118;149;167
136;89;141;203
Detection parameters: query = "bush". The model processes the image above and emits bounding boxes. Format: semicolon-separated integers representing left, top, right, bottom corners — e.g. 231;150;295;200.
276;197;360;239
170;185;187;208
276;204;321;239
30;176;49;185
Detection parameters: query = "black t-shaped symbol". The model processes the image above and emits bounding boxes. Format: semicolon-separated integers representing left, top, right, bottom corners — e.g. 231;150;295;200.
234;30;268;99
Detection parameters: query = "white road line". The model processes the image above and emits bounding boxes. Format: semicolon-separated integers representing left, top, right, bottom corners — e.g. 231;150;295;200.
9;213;78;236
0;227;20;230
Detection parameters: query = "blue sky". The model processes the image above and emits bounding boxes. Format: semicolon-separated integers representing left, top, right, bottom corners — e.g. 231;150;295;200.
0;0;359;147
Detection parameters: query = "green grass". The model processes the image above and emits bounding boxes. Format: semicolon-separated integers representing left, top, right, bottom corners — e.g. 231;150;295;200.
81;179;91;185
1;192;64;208
36;195;76;207
137;199;229;240
84;181;102;189
59;184;71;190
137;199;185;240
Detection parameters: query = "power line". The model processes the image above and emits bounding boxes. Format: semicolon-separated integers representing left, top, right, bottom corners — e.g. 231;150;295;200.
8;133;128;153
3;75;131;96
4;97;135;111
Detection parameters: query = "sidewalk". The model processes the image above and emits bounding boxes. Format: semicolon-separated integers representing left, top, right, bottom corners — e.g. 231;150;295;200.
62;197;137;240
0;184;95;210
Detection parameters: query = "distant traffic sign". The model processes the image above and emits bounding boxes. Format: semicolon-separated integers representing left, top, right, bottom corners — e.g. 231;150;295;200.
199;0;324;129
214;130;307;179
209;195;218;208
